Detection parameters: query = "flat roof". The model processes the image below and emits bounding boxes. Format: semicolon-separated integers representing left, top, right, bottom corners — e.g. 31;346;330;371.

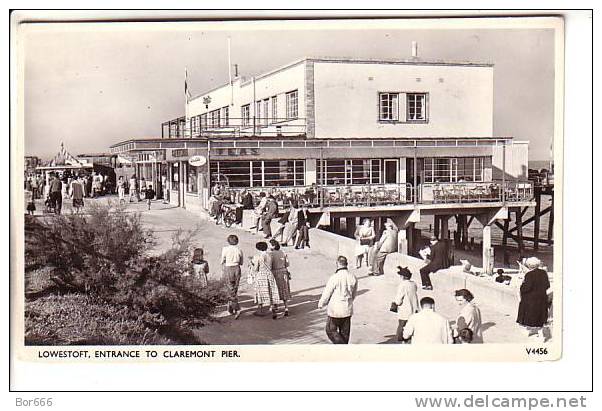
189;56;494;101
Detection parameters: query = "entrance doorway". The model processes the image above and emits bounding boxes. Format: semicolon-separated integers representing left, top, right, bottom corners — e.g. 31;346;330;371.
383;159;399;184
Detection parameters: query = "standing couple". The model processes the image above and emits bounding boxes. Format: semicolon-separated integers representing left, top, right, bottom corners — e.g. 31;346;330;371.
354;218;399;276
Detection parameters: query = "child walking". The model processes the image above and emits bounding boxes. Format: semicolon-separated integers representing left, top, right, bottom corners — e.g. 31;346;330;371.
191;248;209;289
25;190;36;216
145;184;156;210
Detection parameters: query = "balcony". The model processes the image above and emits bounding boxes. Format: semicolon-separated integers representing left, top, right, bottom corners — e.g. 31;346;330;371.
224;180;534;209
162;117;307;139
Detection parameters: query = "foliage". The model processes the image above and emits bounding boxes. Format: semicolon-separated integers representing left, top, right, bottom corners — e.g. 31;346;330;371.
24;203;228;345
24;294;170;345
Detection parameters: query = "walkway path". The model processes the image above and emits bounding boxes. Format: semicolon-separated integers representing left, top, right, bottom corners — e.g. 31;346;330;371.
128;199;531;345
38;195;533;344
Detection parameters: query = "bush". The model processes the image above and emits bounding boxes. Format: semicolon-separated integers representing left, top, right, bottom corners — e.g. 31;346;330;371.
25;294;171;345
24;204;229;345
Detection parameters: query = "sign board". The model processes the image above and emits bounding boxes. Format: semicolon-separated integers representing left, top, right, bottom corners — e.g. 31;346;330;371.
188;155;207;167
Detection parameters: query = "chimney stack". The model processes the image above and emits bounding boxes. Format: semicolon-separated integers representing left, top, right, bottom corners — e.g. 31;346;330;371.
411;41;418;58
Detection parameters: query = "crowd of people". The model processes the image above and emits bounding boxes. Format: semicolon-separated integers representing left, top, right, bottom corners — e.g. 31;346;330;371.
25;173;552;344
189;213;550;345
116;175;160;210
199;183;551;345
24;171;114;215
208;185;313;250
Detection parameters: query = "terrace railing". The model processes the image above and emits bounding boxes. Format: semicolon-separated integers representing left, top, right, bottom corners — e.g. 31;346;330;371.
419;180;534;204
223;181;532;210
162;117;307;139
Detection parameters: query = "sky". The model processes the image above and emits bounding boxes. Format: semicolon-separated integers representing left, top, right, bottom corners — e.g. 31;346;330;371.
22;20;556;160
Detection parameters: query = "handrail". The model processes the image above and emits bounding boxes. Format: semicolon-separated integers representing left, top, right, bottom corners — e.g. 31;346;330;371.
217;180;533;209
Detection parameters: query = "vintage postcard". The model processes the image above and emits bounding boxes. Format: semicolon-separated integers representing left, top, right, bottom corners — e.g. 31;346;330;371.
10;12;565;381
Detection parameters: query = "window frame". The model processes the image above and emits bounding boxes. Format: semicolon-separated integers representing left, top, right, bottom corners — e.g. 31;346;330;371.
378;92;400;122
241;104;250;127
285;90;298;120
406;92;429;123
377;91;429;124
271;96;278;123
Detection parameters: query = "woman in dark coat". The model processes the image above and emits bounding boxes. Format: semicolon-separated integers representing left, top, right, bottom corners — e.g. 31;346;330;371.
517;257;550;339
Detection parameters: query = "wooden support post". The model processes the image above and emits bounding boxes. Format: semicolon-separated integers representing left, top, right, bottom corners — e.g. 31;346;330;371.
533;187;541;250
547;195;554;242
373;217;382;239
483;224;493;275
434;215;440;239
346;217;357;238
516;209;524;259
333;217;341;234
502;218;510;265
463;215;470;250
440;216;449;240
406;222;415;256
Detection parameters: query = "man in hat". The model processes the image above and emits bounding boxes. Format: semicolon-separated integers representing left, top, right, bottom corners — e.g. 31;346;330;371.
403;297;453;344
369;218;399;276
419;235;447;290
392;266;420;343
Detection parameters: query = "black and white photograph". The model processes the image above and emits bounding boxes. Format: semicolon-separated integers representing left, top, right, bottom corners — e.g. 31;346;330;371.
12;12;567;368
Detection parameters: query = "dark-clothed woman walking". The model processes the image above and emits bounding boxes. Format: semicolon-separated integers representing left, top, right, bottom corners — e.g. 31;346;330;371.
517;257;550;340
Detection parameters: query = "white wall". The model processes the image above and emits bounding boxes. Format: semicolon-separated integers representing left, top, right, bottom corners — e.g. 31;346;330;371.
187;61;307;136
312;61;494;139
492;141;529;180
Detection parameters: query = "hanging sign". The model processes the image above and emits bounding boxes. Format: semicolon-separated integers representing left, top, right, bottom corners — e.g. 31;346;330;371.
188;155;207;167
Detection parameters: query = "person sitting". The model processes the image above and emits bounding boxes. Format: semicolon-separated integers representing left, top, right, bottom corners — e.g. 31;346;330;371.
495;268;512;285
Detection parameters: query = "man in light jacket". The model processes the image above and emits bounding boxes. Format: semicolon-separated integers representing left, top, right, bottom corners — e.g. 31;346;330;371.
318;256;358;344
403;297;453;344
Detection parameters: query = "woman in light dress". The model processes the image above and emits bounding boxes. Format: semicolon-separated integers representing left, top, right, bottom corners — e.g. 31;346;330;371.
281;202;299;246
269;239;291;317
249;241;281;319
354;218;375;269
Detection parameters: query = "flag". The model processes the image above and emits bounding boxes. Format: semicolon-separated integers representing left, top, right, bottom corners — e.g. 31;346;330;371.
185;68;191;101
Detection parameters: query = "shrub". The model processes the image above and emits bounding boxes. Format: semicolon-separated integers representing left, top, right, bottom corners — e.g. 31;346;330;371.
24;204;229;345
25;294;171;345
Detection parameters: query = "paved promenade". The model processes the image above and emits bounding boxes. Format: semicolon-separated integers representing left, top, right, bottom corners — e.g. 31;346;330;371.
118;198;531;345
38;195;533;344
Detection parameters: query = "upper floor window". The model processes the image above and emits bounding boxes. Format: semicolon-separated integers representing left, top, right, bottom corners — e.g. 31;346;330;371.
255;101;262;123
263;99;269;126
407;93;427;121
379;93;399;121
286;90;298;120
221;106;229;126
210;109;221;128
241;104;250;127
200;113;207;130
190;115;200;136
271;96;278;122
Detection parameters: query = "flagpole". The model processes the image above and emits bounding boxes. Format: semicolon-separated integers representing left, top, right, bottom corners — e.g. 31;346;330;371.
228;37;233;106
185;67;189;138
